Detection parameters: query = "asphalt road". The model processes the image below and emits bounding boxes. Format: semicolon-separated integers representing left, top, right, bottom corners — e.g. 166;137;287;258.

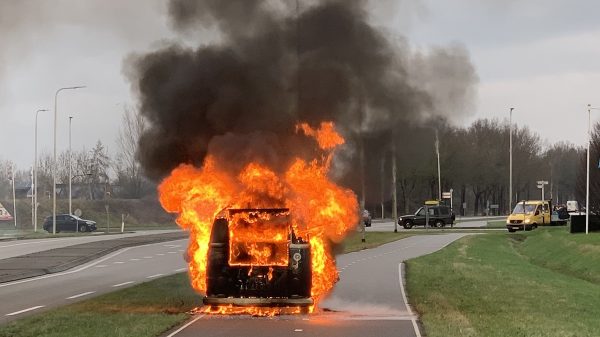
0;238;188;324
0;230;181;259
366;216;506;232
166;233;469;337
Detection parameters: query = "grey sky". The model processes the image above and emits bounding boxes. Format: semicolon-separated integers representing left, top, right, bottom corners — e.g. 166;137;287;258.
1;0;599;170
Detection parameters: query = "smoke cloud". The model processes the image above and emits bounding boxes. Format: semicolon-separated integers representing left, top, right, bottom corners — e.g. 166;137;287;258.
127;0;478;180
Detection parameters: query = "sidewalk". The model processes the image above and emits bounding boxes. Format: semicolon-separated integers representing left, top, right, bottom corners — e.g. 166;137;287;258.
0;231;188;283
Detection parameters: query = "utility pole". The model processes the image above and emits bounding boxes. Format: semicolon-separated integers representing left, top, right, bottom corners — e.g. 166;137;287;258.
392;132;398;233
10;164;17;228
69;116;73;218
34;108;48;232
509;107;514;214
435;129;441;201
380;156;385;219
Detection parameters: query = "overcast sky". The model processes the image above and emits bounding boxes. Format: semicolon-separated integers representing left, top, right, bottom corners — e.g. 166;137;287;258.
1;0;600;170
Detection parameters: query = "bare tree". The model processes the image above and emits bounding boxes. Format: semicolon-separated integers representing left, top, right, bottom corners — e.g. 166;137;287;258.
114;106;147;198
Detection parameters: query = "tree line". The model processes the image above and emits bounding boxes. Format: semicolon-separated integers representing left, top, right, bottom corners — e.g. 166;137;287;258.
0;109;588;217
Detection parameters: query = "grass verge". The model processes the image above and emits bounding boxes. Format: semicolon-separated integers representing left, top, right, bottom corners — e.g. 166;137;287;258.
342;231;412;253
486;219;507;228
406;228;600;337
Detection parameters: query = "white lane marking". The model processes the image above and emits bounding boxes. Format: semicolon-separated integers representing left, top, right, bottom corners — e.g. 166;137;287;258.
112;281;135;287
175;268;187;272
0;239;188;288
143;256;153;259
156;253;165;256
166;315;205;337
95;265;108;268
147;273;165;279
167;251;176;254
67;291;96;299
399;262;422;337
6;305;45;316
294;329;303;332
113;261;124;264
130;258;140;261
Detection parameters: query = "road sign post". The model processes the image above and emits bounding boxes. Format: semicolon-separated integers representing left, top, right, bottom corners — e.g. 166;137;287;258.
537;180;549;200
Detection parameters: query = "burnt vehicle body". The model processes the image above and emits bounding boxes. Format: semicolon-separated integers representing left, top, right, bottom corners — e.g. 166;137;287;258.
204;208;312;307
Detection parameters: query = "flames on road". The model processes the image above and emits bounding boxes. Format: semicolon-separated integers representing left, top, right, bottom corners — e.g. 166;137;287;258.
158;122;358;314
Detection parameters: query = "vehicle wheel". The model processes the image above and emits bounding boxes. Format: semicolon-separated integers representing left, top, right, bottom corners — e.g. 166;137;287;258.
402;221;413;229
525;224;533;231
508;228;516;233
79;224;88;232
435;220;444;228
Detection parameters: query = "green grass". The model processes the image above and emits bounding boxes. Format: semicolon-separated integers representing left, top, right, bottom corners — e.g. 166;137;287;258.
0;273;202;337
406;228;600;337
486;219;507;228
342;231;413;253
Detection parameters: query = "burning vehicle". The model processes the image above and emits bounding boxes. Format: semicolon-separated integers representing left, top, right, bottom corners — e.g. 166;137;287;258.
204;208;312;308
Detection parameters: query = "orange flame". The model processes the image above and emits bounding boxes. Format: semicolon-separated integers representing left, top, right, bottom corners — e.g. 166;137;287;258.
159;121;358;311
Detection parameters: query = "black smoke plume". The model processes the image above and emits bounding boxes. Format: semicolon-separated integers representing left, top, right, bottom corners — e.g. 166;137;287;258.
127;0;477;180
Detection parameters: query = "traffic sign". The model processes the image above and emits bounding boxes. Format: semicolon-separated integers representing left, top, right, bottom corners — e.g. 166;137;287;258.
442;192;452;199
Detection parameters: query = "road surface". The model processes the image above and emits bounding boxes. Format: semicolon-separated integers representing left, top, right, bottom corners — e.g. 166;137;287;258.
166;233;469;337
0;230;181;260
367;216;506;231
0;238;188;324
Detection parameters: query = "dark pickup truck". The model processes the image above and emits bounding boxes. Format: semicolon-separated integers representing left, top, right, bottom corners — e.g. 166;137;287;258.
399;205;455;229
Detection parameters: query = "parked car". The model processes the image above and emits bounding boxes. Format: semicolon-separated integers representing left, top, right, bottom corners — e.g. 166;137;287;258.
43;214;97;233
399;204;455;229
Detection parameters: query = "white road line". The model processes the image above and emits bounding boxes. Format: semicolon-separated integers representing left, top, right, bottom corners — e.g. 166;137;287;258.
6;305;45;316
147;273;164;279
67;291;96;299
156;253;165;256
112;281;135;287
130;258;140;261
0;239;188;289
399;262;421;337
165;315;205;337
167;251;176;254
143;256;153;259
95;265;108;268
175;268;187;272
113;261;124;264
294;329;303;332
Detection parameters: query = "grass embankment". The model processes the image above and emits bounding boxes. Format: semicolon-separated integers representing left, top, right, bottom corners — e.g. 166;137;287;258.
486;219;507;228
342;231;412;253
0;231;410;336
406;228;600;337
0;198;177;233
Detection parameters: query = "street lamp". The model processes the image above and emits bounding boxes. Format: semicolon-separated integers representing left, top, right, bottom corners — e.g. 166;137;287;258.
509;107;514;215
34;108;48;232
586;104;599;235
69;116;73;219
53;86;85;235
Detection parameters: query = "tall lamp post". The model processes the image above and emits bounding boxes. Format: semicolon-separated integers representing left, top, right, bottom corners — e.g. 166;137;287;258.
34;108;48;232
69;116;73;218
53;86;85;235
586;104;599;235
509;107;515;214
435;129;441;201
